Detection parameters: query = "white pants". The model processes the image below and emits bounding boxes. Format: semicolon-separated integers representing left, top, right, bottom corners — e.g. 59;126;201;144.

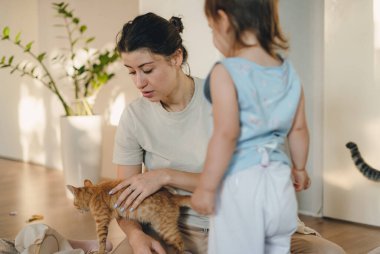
208;161;298;254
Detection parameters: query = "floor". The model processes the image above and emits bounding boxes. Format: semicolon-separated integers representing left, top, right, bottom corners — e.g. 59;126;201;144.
0;158;125;248
1;158;380;254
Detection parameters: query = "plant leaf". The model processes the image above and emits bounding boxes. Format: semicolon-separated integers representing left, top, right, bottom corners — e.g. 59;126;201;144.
31;66;37;75
77;66;86;75
37;53;46;62
14;32;21;44
85;37;95;44
25;41;33;52
52;2;64;8
0;56;5;64
8;56;14;65
2;26;10;39
73;18;79;24
79;25;87;34
72;38;79;47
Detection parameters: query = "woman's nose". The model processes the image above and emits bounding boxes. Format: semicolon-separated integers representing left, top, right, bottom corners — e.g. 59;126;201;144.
135;73;147;89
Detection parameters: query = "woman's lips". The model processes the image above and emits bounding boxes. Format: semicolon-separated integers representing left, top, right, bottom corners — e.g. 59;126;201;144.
142;91;154;98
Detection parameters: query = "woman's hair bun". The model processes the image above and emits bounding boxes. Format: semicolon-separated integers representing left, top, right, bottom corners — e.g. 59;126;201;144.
169;16;184;34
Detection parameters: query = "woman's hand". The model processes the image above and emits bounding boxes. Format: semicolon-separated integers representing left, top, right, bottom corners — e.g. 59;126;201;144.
110;169;168;212
129;230;166;254
292;168;311;192
191;187;216;215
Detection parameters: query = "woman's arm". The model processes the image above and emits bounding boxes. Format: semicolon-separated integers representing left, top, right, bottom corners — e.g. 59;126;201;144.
112;166;201;211
161;169;200;192
115;164;165;254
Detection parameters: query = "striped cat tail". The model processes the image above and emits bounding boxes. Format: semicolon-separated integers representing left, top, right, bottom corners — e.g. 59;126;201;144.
346;142;380;181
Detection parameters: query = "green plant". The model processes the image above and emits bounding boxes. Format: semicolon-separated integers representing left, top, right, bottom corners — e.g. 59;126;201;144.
0;2;119;116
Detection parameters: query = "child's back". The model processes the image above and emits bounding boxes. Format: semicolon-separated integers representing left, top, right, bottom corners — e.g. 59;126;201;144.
205;57;302;175
191;0;311;253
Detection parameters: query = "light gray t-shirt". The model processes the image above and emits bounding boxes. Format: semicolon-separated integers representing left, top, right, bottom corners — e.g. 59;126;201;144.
113;77;211;228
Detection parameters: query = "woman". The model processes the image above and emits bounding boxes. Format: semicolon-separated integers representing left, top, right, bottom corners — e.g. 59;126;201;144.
109;12;345;254
110;12;210;254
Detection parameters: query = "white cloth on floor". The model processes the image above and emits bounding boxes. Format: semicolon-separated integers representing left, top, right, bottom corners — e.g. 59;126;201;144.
296;218;322;237
15;223;84;254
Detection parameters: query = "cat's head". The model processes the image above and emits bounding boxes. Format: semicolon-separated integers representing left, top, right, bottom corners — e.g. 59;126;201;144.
66;179;94;212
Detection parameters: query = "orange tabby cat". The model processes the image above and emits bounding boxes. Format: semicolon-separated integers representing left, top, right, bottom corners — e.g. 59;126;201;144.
67;179;191;254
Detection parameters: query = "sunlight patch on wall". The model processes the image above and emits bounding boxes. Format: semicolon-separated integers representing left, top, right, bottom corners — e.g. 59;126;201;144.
109;94;126;126
18;83;46;162
324;172;354;191
375;0;380;85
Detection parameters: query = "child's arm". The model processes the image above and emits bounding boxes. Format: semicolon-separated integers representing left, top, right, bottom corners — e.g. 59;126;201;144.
287;88;311;191
191;64;240;215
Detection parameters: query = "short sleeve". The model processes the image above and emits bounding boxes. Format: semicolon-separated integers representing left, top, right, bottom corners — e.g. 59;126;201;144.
203;62;221;103
112;106;144;165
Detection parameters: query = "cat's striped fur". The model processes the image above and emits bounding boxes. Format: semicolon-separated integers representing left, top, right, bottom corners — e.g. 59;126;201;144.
346;142;380;181
67;179;191;254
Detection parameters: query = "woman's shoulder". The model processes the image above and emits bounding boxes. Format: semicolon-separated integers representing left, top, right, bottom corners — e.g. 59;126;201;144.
193;76;205;87
119;96;155;120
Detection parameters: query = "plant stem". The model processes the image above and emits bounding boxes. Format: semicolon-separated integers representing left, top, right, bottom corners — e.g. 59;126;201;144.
63;17;80;100
12;41;73;116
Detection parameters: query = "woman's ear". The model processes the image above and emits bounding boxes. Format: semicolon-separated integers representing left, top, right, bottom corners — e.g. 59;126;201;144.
171;48;183;67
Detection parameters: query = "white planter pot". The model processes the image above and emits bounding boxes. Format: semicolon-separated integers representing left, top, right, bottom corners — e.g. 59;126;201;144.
60;115;103;198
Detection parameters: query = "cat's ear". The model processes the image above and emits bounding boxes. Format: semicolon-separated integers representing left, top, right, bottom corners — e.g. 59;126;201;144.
84;179;93;187
66;185;77;195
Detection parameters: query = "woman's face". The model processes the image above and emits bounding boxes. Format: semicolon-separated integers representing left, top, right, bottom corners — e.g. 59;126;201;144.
121;49;180;102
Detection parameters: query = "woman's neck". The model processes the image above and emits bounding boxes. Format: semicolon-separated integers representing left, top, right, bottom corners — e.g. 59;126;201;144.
161;72;195;112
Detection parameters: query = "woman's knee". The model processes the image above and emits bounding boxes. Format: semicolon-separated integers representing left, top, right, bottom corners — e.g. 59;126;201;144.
291;233;346;254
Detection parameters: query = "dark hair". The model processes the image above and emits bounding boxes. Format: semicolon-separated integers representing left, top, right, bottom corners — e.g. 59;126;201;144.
117;12;188;65
204;0;288;56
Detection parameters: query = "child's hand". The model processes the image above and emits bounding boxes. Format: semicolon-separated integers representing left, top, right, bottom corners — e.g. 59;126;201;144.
292;168;311;192
191;187;216;215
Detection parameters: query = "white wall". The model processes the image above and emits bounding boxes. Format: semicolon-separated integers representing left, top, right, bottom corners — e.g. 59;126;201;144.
0;0;40;166
279;0;325;216
139;0;219;79
323;0;380;226
0;0;140;179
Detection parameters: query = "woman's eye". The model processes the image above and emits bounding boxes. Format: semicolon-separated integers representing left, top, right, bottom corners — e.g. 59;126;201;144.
128;71;136;75
143;69;153;74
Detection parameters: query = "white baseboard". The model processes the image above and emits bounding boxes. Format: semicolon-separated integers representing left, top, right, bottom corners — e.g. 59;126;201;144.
298;210;322;217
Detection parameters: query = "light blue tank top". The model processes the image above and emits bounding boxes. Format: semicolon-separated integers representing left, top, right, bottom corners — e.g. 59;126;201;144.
204;57;302;176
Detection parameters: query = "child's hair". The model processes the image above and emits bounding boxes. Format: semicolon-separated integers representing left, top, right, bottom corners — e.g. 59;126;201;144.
116;12;188;66
204;0;288;56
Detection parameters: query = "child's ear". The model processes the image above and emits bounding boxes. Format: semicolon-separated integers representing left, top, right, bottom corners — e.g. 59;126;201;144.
216;9;232;34
84;179;93;187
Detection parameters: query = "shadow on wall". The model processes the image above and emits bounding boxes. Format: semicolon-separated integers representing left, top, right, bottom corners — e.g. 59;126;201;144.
5;60;139;179
95;70;140;179
0;0;140;173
